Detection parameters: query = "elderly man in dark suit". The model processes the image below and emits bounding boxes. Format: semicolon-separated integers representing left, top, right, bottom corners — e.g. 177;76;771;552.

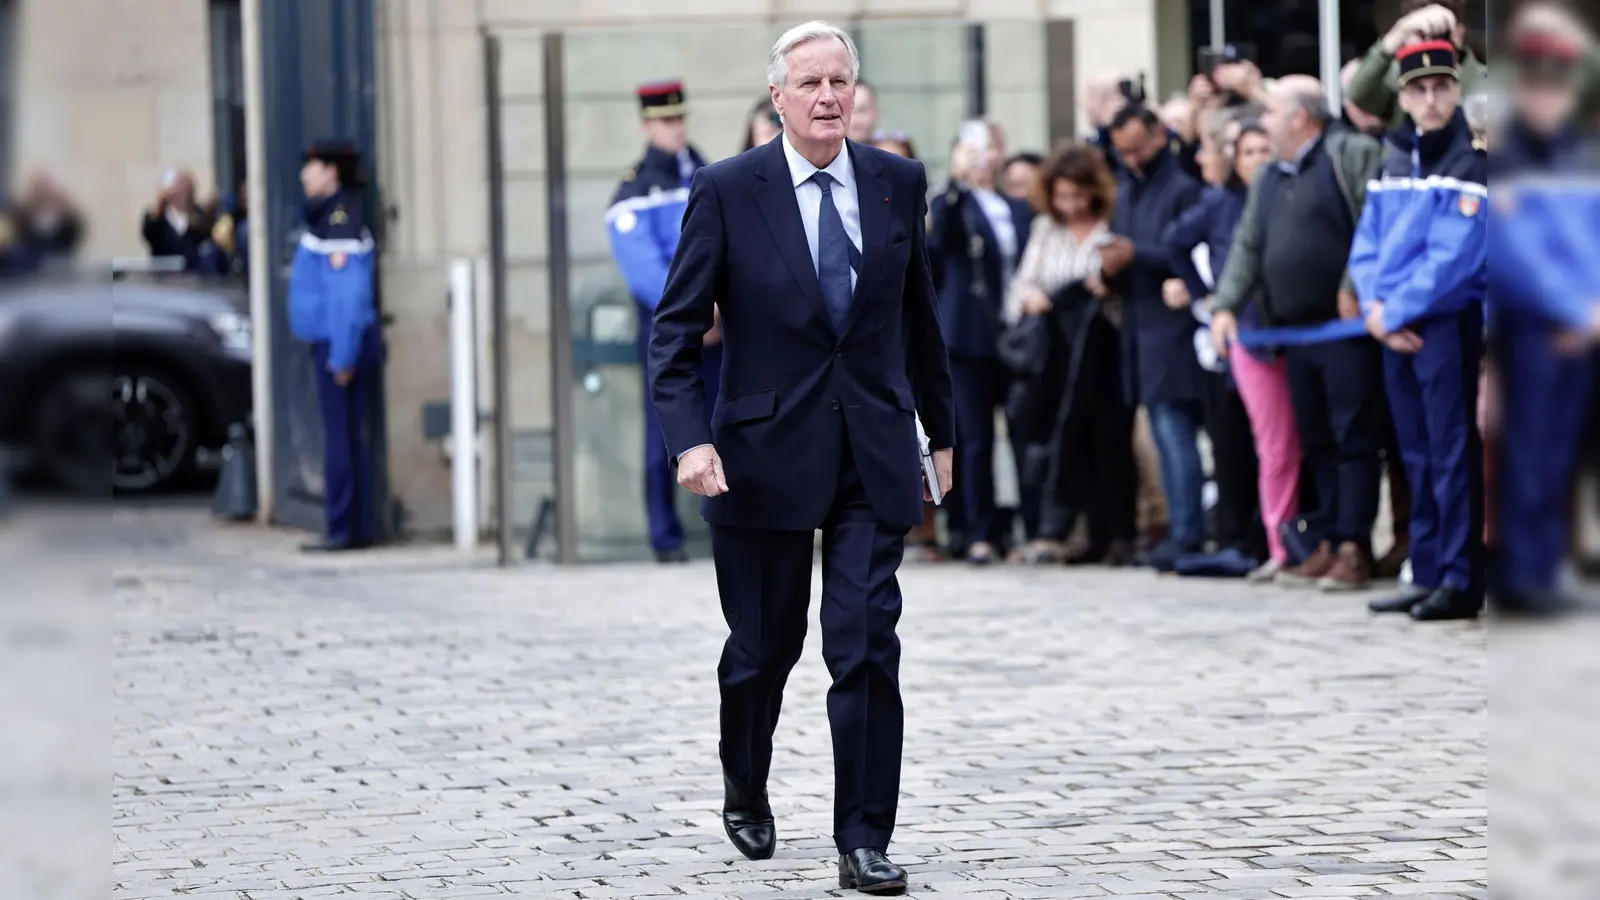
647;19;956;896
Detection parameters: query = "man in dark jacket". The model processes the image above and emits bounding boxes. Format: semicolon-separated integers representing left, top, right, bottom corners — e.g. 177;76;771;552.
1107;104;1206;569
1210;76;1387;592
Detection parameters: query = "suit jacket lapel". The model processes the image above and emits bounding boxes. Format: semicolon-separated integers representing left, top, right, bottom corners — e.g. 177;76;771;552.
841;141;890;337
753;138;832;328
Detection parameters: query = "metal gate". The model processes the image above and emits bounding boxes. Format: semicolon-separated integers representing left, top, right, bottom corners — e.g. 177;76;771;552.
259;0;389;538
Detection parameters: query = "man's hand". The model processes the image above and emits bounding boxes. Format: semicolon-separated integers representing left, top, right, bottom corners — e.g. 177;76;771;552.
1384;3;1456;52
1337;288;1361;320
677;445;728;496
1162;278;1191;310
1210;309;1238;356
1020;286;1053;316
1100;237;1135;277
1368;304;1424;354
1188;74;1219;109
332;369;354;387
702;304;723;347
1085;274;1109;298
925;448;953;502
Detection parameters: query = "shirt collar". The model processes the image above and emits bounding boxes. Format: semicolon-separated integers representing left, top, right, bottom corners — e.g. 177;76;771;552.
1276;132;1323;174
782;131;854;192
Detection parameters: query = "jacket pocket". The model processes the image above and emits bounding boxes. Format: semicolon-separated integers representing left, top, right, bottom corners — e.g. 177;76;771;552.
889;383;917;412
715;388;777;426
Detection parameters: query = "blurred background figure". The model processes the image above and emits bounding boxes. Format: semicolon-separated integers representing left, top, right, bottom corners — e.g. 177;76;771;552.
1106;103;1205;571
742;97;783;152
1164;111;1273;578
848;77;879;142
1001;152;1041;201
607;79;720;564
1487;1;1599;616
1341;59;1389;138
288;139;381;553
929;120;1033;565
141;168;211;271
1002;142;1134;566
870;129;917;160
207;181;250;277
15;170;84;265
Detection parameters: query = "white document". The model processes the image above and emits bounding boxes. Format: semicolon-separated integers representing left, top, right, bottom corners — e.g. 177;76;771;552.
915;413;944;506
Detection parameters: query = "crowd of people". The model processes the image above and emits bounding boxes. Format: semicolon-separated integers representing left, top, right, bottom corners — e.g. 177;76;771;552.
612;0;1600;623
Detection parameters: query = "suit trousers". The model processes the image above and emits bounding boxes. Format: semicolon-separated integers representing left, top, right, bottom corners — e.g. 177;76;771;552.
711;429;908;855
311;329;380;546
1200;367;1267;560
949;356;1009;547
1285;336;1385;556
1384;306;1486;596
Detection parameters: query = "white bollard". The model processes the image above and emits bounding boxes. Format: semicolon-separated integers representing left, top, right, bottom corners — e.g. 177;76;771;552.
449;259;479;550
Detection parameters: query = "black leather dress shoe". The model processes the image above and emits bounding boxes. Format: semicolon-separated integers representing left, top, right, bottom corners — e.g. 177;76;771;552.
721;775;774;860
838;848;907;894
1369;586;1433;614
1410;587;1482;622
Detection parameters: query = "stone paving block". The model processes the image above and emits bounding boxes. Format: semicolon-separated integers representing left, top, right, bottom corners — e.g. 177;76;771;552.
110;507;1486;900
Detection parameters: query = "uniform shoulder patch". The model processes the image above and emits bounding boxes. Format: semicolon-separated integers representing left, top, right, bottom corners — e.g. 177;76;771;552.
1458;193;1481;217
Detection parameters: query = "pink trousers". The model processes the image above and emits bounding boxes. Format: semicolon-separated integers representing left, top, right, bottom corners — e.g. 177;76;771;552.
1230;344;1301;562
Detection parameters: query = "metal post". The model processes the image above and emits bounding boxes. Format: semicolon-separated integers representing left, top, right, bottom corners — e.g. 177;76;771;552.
484;32;515;567
966;22;987;120
1209;0;1225;49
1319;0;1343;112
241;0;274;524
449;258;478;551
542;31;580;565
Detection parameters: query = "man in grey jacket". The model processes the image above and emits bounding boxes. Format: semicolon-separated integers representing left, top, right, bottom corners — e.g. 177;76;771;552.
1210;76;1386;593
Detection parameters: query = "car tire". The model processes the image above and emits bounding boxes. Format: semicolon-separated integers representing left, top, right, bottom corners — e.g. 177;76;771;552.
30;364;202;496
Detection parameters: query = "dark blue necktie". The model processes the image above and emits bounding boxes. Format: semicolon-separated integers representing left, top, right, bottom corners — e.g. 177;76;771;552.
811;171;857;331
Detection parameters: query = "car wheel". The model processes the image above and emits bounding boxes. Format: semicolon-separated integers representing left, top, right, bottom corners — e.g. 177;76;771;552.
30;365;200;495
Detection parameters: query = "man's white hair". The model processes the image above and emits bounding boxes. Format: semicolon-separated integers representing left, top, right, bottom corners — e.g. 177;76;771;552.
766;20;860;89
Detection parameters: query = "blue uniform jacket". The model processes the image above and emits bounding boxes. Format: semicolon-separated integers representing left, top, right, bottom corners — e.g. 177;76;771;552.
1487;122;1600;331
288;190;377;373
1347;109;1487;333
607;144;707;312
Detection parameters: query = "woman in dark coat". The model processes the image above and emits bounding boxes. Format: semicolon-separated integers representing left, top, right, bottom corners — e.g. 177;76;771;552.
1002;142;1137;565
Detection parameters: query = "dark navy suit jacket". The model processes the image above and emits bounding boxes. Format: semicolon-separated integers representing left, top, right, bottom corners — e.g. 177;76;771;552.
648;136;956;532
927;184;1034;359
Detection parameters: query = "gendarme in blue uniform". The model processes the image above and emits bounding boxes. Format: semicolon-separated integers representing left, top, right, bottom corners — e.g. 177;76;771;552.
288;139;380;550
606;79;721;560
1485;29;1600;613
1347;42;1488;620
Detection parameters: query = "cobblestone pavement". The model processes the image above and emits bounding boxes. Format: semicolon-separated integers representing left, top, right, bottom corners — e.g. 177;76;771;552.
112;507;1486;899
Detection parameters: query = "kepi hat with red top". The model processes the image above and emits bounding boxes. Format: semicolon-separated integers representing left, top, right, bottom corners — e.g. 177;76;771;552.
1396;39;1460;86
637;79;688;119
1513;29;1585;79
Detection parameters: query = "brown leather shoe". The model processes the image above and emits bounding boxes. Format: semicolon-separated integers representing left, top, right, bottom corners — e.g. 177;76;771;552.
1318;542;1373;592
1274;540;1335;587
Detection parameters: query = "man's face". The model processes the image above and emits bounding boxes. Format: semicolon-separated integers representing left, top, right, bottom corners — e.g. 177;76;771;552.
299;160;338;198
1003;159;1037;200
771;37;855;149
1261;87;1301;159
1514;67;1579;135
1110;120;1156;172
643;115;689;154
1399;74;1462;132
849;83;878;141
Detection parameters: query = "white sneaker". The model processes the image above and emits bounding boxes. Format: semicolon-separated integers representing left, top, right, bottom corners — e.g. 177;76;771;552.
1248;559;1283;584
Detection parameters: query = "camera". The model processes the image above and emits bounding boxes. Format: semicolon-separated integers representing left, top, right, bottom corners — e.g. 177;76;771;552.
1117;74;1148;105
1197;42;1256;84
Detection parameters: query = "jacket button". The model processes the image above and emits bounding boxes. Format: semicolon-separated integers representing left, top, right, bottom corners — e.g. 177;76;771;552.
831;400;841;411
835;349;843;358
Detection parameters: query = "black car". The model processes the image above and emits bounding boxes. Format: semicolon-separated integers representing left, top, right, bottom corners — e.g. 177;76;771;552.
0;271;253;494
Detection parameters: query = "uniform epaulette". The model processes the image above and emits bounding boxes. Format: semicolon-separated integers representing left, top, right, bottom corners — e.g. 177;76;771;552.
1472;136;1487;153
621;166;637;182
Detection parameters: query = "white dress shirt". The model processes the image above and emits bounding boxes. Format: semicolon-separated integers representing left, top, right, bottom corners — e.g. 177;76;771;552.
782;132;862;293
970;188;1018;285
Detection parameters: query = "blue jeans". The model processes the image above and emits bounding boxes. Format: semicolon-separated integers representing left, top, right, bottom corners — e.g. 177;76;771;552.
1147;401;1207;547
